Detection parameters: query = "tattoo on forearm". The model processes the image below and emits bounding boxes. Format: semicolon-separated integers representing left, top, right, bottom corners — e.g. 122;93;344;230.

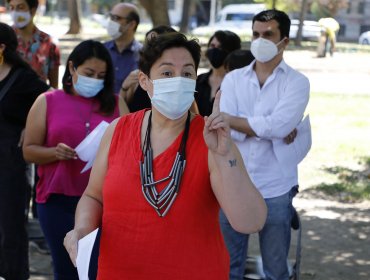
228;159;237;167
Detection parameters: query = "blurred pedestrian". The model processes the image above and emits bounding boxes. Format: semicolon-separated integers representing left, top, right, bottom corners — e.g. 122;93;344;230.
64;32;267;279
105;2;142;94
317;17;340;57
22;40;128;280
220;10;311;280
195;30;241;116
7;0;60;88
0;22;49;280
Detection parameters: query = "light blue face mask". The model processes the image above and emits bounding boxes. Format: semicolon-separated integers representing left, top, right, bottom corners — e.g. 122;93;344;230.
73;72;104;98
149;77;196;120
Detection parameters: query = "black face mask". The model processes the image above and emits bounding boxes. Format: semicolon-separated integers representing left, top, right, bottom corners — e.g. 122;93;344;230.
206;48;228;69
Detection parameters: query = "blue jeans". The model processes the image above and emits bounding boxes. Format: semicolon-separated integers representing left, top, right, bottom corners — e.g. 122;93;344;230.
37;194;80;280
220;187;298;280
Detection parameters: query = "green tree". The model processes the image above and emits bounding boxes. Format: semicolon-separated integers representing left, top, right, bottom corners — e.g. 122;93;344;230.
310;0;348;18
254;0;300;11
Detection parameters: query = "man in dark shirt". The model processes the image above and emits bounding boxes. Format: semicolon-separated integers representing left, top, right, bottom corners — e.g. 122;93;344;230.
104;2;142;94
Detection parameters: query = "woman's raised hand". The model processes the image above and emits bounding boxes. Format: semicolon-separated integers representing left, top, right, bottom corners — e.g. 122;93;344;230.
203;91;231;156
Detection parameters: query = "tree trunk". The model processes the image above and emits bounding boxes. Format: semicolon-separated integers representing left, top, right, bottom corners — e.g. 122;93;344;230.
294;0;309;46
138;0;170;26
272;0;277;9
179;0;192;33
67;0;82;34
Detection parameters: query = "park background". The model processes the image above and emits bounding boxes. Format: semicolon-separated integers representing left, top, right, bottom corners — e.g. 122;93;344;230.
1;0;369;279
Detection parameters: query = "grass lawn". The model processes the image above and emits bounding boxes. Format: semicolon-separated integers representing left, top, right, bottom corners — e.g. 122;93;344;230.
299;92;370;200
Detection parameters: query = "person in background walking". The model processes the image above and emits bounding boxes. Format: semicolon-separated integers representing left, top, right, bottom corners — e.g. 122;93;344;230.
23;40;128;280
317;17;340;57
0;22;49;280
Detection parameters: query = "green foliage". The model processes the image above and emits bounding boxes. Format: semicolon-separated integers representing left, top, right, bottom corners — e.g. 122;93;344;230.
252;0;301;13
222;0;256;6
313;157;370;202
310;0;349;18
88;0;116;10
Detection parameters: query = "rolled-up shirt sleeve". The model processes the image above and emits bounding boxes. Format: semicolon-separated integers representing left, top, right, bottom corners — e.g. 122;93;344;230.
248;73;310;139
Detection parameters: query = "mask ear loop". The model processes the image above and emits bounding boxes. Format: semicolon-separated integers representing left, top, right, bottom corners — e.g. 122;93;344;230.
276;37;288;55
146;75;154;100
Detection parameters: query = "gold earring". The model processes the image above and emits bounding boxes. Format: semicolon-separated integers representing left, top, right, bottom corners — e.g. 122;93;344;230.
0;54;3;65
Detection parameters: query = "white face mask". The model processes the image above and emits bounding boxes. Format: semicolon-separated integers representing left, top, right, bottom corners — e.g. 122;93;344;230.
11;11;31;29
149;77;196;120
107;19;122;39
250;37;285;63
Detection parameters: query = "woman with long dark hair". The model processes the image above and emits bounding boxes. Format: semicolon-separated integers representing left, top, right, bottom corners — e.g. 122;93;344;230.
23;40;128;279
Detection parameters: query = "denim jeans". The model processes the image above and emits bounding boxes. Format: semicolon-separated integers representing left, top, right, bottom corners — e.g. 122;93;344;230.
37;194;80;280
220;187;298;280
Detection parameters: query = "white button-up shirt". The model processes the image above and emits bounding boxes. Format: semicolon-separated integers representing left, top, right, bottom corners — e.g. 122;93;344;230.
220;59;310;198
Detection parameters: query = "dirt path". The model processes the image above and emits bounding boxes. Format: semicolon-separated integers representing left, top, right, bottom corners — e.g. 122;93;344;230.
293;191;370;280
29;189;370;280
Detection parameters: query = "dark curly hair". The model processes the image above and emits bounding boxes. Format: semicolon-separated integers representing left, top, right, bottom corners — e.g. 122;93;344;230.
62;40;116;115
139;32;201;77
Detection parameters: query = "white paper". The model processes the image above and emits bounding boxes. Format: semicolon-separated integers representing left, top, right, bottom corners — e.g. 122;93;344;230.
76;228;99;280
75;121;109;173
272;115;312;168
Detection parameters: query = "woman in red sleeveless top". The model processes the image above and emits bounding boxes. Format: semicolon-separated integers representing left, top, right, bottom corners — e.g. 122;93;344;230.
64;33;267;279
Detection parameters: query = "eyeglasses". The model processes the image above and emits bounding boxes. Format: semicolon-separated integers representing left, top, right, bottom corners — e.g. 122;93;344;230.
109;13;129;22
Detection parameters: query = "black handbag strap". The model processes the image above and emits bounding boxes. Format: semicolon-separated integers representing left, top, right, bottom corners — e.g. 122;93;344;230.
0;68;23;102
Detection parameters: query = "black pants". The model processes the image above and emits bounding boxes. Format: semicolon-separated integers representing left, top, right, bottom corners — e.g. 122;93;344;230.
0;144;30;280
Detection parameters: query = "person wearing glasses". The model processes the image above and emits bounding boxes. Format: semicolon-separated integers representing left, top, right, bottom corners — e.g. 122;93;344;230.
104;2;142;94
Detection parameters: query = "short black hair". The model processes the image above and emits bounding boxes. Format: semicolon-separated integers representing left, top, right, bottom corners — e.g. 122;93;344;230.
62;40;116;115
139;32;201;77
253;9;291;39
6;0;39;9
224;49;255;72
207;30;241;53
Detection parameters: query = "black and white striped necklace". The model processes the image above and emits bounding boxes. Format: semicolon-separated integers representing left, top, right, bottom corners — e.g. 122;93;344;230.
139;111;190;217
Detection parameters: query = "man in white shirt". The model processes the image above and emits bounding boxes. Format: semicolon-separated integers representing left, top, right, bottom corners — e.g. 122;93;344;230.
220;9;310;280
